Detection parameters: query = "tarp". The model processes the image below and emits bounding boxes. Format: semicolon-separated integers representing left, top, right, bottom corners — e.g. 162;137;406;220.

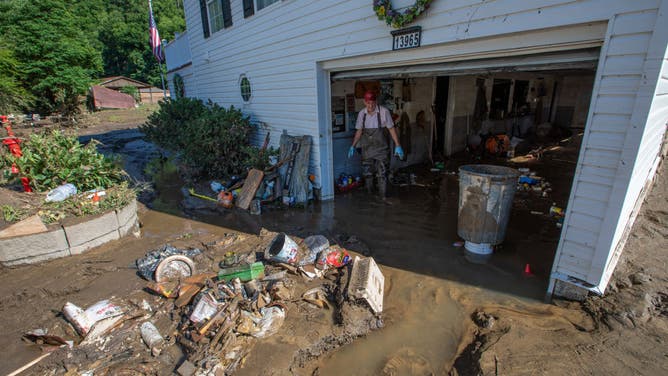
91;85;135;109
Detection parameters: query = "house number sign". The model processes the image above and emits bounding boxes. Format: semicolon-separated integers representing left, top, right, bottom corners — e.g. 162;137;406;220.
391;26;421;50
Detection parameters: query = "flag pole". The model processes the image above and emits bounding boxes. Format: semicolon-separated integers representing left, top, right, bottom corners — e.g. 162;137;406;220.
159;40;167;99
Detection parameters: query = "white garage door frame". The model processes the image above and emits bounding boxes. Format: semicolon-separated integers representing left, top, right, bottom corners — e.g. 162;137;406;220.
317;22;607;200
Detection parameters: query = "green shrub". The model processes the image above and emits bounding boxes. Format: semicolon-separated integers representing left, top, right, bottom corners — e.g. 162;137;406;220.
140;98;262;178
10;130;125;192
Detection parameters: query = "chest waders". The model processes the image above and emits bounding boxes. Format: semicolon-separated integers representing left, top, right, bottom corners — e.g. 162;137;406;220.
359;111;390;197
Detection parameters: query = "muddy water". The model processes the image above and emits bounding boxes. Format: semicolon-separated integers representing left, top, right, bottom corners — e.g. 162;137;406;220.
74;129;554;374
158;177;548;374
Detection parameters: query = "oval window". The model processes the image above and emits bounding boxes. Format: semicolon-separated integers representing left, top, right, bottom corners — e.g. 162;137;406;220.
240;75;252;102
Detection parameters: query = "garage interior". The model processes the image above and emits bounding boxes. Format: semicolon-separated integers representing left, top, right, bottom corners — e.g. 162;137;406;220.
329;48;599;289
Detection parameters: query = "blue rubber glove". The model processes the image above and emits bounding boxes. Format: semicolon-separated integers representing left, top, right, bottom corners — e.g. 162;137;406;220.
394;146;405;160
348;146;355;158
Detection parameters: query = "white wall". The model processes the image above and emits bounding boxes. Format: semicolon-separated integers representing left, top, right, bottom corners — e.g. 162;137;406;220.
552;3;668;292
168;0;668;294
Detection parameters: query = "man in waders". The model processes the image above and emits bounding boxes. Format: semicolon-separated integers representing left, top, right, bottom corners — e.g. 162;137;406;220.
348;91;404;199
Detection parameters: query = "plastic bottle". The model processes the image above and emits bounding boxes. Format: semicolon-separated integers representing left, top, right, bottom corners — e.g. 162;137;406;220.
45;183;77;202
140;322;164;356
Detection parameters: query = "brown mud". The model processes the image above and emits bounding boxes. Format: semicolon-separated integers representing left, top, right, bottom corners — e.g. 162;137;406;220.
1;110;666;375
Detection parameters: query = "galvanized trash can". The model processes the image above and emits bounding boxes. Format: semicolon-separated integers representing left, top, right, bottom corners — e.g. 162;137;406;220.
457;164;519;262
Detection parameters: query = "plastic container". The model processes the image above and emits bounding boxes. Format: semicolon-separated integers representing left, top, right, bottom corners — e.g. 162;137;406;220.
218;261;265;282
140;322;164;355
463;241;494;264
218;191;234;208
458;165;519;245
265;233;299;264
45;183;77;202
300;235;330;266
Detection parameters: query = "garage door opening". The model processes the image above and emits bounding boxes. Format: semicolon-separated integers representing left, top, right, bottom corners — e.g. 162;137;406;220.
328;48;599;292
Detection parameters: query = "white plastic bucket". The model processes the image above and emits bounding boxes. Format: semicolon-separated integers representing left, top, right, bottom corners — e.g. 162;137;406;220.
265;233;299;264
464;241;493;264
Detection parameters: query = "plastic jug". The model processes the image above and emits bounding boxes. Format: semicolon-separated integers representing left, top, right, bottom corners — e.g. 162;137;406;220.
45;183;77;202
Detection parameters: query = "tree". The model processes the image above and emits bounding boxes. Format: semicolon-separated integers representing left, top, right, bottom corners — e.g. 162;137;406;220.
4;0;103;115
0;42;33;114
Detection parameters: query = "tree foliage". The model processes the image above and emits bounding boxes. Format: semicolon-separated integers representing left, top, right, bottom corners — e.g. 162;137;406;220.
0;0;185;115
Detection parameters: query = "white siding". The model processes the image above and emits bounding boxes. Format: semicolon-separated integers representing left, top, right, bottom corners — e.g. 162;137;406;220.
553;4;668;292
167;0;668;294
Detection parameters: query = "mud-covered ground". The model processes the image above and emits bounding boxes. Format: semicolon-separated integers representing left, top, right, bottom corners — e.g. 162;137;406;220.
1;108;666;375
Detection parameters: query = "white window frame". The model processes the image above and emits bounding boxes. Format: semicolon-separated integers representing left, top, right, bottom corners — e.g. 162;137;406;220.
239;74;252;103
256;0;280;12
207;0;225;34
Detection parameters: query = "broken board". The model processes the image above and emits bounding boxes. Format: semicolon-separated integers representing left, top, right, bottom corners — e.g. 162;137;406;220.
235;169;264;210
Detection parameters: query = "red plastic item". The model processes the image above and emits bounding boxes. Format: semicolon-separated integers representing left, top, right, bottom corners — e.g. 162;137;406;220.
325;249;351;268
523;263;534;276
336;181;361;193
3;138;22;157
20;177;32;192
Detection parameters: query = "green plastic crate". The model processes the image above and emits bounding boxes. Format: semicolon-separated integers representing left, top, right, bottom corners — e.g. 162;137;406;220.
217;261;265;282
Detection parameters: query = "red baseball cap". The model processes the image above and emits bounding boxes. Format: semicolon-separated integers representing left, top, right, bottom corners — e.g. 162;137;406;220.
364;91;377;101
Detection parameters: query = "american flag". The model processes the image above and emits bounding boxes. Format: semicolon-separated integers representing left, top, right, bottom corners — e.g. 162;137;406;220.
148;0;163;62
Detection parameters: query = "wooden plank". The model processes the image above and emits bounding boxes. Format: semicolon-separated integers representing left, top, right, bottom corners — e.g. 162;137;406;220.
236;169;264;210
0;215;47;239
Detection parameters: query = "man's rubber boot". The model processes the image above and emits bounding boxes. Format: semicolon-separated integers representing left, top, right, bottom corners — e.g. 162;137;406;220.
377;176;387;199
365;176;374;194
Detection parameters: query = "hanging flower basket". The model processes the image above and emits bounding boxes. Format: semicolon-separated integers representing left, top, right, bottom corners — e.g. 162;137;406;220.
373;0;433;29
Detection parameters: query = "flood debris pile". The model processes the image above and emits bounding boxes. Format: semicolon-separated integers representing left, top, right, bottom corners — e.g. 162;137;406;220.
20;230;383;375
184;133;315;216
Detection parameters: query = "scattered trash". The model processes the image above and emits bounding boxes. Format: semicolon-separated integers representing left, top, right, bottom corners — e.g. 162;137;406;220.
62;299;124;337
45;183;77;202
218;262;265;282
265;233;299;264
210;181;225;193
250;199;261;215
316;247;351;269
28;232;382;375
218;191;234;208
549;203;564;217
302;287;330;309
187;187;219;203
140;322;164;356
23;329;70;348
136;245;202;281
237;305;286;338
347;256;384;314
155;255;196;282
300;235;330;266
452;241;465;247
189;291;220;324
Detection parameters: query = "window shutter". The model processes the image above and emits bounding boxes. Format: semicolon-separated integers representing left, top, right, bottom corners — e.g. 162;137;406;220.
199;0;210;38
243;0;254;18
222;0;232;28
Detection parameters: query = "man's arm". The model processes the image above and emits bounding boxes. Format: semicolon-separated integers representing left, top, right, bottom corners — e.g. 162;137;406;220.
352;129;363;147
387;127;400;147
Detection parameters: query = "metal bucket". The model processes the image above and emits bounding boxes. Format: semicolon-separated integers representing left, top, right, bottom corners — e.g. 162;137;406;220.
458;164;519;245
265;233;299;264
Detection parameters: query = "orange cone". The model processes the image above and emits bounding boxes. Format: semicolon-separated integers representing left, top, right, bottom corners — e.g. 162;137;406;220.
523;263;533;276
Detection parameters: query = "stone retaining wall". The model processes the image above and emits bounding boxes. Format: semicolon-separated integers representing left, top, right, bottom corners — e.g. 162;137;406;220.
0;199;139;266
